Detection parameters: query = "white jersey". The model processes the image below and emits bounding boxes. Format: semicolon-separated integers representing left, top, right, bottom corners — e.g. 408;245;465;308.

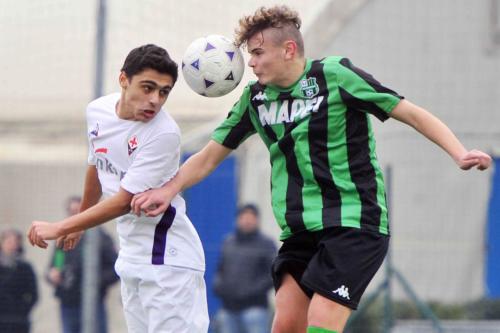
86;93;204;272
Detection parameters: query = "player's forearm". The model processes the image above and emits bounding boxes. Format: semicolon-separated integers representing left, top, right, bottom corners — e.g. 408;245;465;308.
413;111;467;162
177;153;218;191
391;100;467;163
166;140;231;193
58;191;132;235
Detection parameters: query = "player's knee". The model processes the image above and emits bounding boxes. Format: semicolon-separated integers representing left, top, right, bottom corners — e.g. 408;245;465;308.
308;310;330;327
307;299;351;332
272;315;306;333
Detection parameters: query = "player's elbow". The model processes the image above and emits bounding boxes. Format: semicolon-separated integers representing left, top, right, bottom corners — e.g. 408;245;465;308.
115;189;134;214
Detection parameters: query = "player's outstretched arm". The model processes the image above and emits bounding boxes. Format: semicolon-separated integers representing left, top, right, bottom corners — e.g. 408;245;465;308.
390;99;491;170
131;140;232;217
56;165;103;251
28;188;133;249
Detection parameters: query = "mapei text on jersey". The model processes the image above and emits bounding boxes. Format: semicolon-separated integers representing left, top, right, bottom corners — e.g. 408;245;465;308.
257;96;325;126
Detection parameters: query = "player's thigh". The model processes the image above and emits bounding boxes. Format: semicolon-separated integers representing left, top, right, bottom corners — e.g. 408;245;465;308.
141;265;209;333
302;227;389;310
271;231;317;299
114;258;148;333
272;273;310;333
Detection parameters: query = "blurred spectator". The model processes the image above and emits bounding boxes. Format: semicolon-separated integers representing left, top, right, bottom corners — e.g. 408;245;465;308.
213;204;277;333
0;228;38;333
46;196;119;333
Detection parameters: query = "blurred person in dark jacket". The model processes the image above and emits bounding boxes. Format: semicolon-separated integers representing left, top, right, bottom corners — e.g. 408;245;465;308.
46;196;119;333
0;228;38;333
214;204;277;333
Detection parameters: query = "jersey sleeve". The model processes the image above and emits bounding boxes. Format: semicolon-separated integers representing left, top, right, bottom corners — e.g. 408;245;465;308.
211;86;256;149
120;133;180;194
334;57;403;121
86;104;97;166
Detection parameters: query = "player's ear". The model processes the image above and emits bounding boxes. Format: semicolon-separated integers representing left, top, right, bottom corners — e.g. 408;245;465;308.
283;40;297;60
119;71;129;89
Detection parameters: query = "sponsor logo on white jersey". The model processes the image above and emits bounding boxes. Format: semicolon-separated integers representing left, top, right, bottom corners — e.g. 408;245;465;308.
257;96;324;126
332;285;351;300
96;156;126;180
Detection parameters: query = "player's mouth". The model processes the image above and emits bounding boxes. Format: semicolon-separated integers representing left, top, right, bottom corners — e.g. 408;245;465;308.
143;109;156;119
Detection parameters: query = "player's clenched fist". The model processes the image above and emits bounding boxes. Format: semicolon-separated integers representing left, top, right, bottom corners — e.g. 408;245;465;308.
27;221;62;249
457;149;492;171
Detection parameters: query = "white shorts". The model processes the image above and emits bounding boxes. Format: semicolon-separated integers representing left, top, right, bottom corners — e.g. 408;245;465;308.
114;257;209;333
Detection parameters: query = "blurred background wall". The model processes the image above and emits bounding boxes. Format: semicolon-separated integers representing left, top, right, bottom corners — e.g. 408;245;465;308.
0;0;499;332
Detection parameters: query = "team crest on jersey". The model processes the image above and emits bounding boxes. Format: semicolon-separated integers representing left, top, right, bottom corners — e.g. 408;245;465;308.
128;135;138;155
90;123;99;137
300;77;319;98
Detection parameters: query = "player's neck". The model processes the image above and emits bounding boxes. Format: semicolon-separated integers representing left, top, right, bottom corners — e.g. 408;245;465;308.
115;99;132;120
274;57;306;88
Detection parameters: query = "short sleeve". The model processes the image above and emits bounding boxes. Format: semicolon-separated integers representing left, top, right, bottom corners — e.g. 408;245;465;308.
211;86;256;149
334;57;403;121
120;133;180;194
87;145;96;165
86;106;97;165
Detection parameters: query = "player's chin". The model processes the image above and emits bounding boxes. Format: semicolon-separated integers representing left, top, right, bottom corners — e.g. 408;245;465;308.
140;114;154;122
257;77;268;85
141;110;159;121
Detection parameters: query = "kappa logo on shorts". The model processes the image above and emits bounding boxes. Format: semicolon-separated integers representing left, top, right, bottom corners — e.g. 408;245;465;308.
128;135;138;155
332;285;351;300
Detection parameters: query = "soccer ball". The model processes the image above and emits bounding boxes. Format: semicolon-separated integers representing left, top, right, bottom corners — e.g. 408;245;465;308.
182;35;245;97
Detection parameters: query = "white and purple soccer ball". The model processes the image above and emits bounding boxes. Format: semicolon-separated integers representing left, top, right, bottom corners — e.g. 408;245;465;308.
181;35;245;97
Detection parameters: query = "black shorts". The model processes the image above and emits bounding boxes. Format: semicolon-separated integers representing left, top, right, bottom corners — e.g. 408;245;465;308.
271;227;389;310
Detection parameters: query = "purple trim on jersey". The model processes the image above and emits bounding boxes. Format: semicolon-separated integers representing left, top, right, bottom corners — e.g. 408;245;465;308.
151;205;176;265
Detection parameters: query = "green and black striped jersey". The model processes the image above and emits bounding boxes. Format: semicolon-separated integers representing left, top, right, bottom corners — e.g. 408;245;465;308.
212;56;403;240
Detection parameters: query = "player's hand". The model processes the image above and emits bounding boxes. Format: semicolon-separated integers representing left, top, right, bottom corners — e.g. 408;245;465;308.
131;187;172;217
56;231;84;251
457;150;492;171
27;221;63;249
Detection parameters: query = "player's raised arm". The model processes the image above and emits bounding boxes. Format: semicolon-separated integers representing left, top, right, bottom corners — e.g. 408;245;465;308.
389;99;491;170
131;140;232;217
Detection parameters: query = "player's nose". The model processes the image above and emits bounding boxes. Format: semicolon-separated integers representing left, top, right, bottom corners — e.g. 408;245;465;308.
149;92;161;105
248;57;256;68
